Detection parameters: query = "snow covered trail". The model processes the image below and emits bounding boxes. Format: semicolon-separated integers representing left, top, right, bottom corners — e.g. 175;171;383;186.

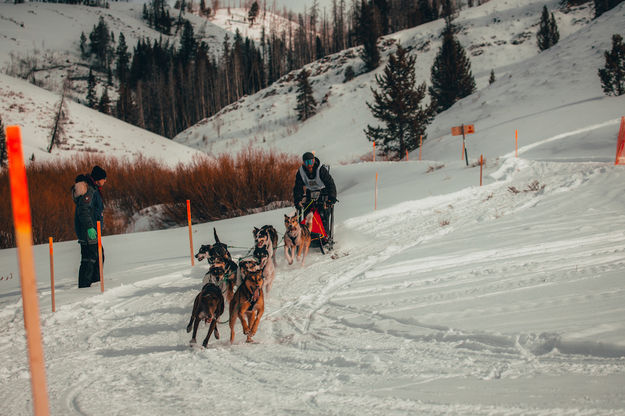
1;159;625;415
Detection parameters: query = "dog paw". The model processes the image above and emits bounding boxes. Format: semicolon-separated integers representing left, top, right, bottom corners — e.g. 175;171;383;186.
186;324;192;333
215;328;220;340
189;338;197;345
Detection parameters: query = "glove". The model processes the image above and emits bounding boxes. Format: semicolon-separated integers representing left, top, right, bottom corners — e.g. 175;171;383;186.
87;227;97;241
328;197;337;205
295;200;303;209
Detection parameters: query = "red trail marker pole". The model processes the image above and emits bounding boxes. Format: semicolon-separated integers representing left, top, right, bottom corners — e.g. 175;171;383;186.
187;200;194;266
6;125;51;416
97;221;104;292
48;237;55;312
480;154;484;186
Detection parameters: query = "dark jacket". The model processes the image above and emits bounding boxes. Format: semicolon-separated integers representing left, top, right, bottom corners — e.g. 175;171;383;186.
293;157;337;205
72;174;104;244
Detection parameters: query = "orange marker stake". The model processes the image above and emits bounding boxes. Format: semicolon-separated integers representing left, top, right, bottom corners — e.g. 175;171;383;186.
48;237;55;313
374;172;378;211
6;125;51;416
187;200;194;266
480;154;483;186
515;129;518;158
97;221;104;292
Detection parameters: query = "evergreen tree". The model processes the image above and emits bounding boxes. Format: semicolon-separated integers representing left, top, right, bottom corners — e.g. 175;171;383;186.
356;0;381;72
115;32;130;82
80;32;88;59
598;34;625;96
86;68;97;108
89;17;111;69
248;1;259;25
0;116;7;169
178;20;197;64
295;69;317;121
429;20;476;113
594;0;624;18
365;44;434;159
98;87;111;115
537;6;559;51
489;69;496;84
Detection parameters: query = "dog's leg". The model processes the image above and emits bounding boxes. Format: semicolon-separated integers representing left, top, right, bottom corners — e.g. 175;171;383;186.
187;293;201;333
301;241;311;266
229;301;238;344
190;317;201;344
248;306;264;342
238;303;251;335
203;319;217;347
284;245;293;265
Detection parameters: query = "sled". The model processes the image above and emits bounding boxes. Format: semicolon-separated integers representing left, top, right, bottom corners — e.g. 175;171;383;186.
299;195;335;254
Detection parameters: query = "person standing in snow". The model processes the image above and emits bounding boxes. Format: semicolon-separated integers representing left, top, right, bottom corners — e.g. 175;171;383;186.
72;165;107;288
293;152;337;243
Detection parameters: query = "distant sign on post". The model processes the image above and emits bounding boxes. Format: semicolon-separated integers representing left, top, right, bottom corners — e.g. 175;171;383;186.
451;124;475;136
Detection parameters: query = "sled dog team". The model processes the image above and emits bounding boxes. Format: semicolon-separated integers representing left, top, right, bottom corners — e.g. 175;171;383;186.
187;214;313;347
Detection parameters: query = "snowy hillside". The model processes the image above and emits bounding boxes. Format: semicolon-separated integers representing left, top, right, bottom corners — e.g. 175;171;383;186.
0;73;206;164
174;0;625;166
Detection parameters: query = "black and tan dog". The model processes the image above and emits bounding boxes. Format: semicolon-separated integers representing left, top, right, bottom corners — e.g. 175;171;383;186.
253;246;275;294
253;225;278;266
284;212;312;266
195;228;232;263
202;258;238;303
229;269;265;344
186;283;225;347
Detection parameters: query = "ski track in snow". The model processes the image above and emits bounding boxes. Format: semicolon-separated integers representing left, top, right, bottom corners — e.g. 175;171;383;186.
1;160;625;415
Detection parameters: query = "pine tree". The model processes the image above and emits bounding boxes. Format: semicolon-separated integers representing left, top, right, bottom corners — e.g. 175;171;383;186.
115;32;130;82
598;34;625;96
86;68;97;108
178;20;197;64
248;1;259;25
80;32;88;59
0;116;7;169
537;6;559;51
489;69;496;84
429;20;476;113
98;87;111;115
594;0;625;18
365;44;434;159
295;69;317;121
356;0;380;72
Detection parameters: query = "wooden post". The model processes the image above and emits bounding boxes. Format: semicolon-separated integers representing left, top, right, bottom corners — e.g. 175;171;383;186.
48;238;55;313
6;125;51;416
515;129;518;158
480;154;483;186
375;172;378;211
187;200;194;266
97;221;104;292
462;124;469;166
419;135;422;161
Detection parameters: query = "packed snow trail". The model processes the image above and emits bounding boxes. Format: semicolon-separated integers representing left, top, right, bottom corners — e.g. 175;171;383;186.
1;160;624;415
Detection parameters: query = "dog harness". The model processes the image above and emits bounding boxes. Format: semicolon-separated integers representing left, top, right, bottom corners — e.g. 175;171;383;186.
298;165;326;191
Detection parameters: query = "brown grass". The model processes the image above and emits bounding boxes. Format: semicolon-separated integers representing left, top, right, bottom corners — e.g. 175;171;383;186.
0;148;300;249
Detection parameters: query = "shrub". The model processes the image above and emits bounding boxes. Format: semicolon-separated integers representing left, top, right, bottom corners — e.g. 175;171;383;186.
0;148;299;249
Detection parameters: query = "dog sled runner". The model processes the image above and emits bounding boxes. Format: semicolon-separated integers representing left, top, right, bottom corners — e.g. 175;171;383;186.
298;193;335;254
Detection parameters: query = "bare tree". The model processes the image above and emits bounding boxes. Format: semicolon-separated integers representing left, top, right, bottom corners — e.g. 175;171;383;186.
47;77;71;153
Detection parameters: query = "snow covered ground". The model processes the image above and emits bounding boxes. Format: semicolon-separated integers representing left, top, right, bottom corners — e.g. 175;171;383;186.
1;0;625;414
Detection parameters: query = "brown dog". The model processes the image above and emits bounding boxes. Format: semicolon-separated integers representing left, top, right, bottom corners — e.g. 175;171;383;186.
186;283;225;347
229;269;265;344
284;212;312;266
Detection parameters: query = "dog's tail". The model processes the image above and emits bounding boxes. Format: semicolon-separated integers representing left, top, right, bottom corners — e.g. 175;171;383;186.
214;227;220;244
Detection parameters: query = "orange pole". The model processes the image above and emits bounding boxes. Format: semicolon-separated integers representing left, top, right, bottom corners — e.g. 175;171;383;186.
419;135;422;161
6;125;50;416
515;129;518;158
374;172;378;211
373;142;376;162
406;149;408;161
187;200;194;266
480;154;483;186
48;238;55;313
97;221;104;292
461;138;465;161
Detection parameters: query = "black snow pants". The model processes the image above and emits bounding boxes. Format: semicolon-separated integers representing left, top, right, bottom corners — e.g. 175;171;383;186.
78;243;104;288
